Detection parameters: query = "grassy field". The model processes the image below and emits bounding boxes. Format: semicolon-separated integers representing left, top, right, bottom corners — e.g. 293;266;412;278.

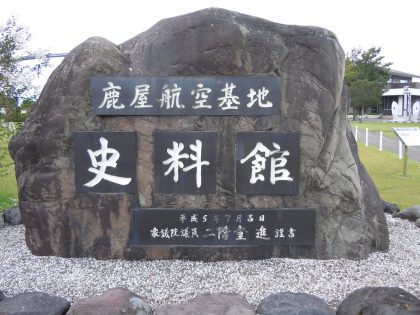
357;143;420;209
350;120;420;140
0;132;18;212
0;172;17;212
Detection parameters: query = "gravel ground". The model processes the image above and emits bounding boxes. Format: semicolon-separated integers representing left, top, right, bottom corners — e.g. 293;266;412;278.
0;214;419;310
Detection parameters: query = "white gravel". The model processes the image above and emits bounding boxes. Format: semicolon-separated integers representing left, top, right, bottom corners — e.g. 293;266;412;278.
0;214;419;310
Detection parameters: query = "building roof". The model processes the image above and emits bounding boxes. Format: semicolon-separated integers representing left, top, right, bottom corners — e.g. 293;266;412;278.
383;88;420;96
389;69;420;79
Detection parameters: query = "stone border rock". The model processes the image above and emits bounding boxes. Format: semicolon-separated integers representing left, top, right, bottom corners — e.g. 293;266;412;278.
257;292;334;315
0;292;70;315
337;286;420;315
393;205;420;223
0;287;419;315
2;206;22;226
381;199;400;214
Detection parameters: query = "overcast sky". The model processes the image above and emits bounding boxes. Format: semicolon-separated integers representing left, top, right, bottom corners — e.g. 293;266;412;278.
2;0;420;88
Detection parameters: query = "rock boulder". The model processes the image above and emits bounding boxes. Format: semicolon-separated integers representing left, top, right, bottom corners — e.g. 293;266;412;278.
3;206;21;226
155;293;255;315
257;292;334;315
336;286;420;315
9;8;388;259
66;288;152;315
393;205;420;222
0;292;70;315
381;200;400;214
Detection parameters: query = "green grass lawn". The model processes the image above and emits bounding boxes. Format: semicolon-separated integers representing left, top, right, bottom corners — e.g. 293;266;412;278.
0;159;17;212
350;120;420;140
0;136;18;212
357;142;420;209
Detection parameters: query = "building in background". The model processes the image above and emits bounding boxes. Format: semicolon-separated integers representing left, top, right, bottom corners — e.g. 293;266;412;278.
378;69;420;119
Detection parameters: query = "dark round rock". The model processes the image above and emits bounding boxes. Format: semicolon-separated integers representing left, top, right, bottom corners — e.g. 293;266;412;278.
0;291;70;315
155;293;255;315
381;200;400;214
257;292;334;315
415;218;420;228
0;290;5;302
3;206;22;225
66;287;152;315
336;286;420;315
393;205;420;222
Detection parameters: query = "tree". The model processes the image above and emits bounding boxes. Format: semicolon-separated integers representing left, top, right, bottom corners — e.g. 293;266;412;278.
345;47;391;121
0;16;48;177
0;16;49;121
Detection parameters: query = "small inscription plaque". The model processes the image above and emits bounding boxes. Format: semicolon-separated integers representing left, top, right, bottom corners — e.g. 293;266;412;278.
74;131;137;193
393;127;420;147
131;208;315;246
91;76;281;116
154;131;217;194
236;132;300;195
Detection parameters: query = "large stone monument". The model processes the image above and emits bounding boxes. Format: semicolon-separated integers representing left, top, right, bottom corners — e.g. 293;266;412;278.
9;8;388;260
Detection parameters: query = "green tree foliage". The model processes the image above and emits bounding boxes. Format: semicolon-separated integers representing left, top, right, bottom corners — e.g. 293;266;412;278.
0;16;48;121
345;47;391;120
0;16;48;177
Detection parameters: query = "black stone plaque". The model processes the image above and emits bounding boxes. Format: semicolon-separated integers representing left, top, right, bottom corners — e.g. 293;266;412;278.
236;132;300;195
91;76;281;116
131;208;315;246
74;131;137;193
154;131;217;194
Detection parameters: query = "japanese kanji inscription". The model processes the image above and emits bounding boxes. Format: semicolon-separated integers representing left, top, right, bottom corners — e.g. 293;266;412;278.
236;132;300;195
154;131;217;194
74;131;137;193
131;208;315;246
71;75;315;250
91;76;281;116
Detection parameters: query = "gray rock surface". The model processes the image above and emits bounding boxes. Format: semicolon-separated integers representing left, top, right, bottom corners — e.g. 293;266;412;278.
0;213;4;228
257;292;334;315
66;287;152;315
393;205;420;222
0;292;70;315
0;290;5;301
3;206;21;226
336;286;420;315
382;200;400;214
415;218;420;228
155;293;255;315
9;8;388;260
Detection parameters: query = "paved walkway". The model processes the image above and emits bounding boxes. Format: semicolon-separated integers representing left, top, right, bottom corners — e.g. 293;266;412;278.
352;128;420;162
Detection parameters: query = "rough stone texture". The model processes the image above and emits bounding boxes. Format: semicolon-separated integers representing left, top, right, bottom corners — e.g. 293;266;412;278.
0;292;70;315
3;206;21;226
66;287;152;315
257;292;334;315
382;199;400;214
9;8;388;260
155;293;255;315
0;290;5;302
336;286;420;315
393;205;420;222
